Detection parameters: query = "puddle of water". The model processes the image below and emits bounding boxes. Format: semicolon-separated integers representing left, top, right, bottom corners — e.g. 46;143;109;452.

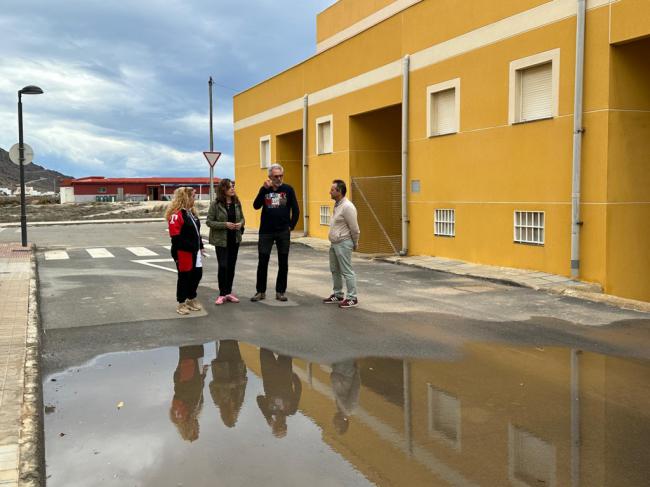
44;341;650;487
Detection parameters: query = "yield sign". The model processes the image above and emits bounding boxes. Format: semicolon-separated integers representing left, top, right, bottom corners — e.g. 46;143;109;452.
203;151;221;168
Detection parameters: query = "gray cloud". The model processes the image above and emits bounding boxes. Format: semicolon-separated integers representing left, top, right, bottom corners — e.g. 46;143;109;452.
0;0;335;179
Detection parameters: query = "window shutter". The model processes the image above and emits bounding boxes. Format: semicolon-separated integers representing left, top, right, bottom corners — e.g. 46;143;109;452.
520;63;552;121
319;121;332;153
433;88;456;135
260;140;270;167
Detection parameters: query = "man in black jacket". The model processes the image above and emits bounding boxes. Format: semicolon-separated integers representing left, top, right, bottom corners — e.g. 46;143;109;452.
251;164;300;302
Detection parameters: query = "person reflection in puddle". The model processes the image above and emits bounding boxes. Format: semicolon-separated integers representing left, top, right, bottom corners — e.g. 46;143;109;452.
256;348;302;438
170;345;208;442
209;340;248;428
330;360;360;435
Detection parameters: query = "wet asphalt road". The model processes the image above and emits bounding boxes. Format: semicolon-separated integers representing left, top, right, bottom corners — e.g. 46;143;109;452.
24;222;650;486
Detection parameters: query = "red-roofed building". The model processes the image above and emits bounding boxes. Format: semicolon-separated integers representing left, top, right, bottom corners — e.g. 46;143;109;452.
59;176;216;203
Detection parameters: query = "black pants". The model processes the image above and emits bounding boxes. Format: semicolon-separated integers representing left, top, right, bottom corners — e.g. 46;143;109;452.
256;230;290;293
215;243;239;296
176;267;202;303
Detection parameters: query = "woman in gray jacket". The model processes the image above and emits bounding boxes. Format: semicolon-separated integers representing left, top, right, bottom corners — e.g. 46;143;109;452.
206;178;245;304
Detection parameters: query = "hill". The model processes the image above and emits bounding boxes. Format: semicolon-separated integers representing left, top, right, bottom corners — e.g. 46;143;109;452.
0;147;71;193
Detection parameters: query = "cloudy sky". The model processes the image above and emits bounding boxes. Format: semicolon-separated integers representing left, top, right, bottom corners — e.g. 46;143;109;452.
0;0;335;179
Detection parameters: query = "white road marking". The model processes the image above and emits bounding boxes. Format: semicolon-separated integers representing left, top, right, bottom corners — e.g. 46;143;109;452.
132;258;176;273
0;228;5;233
86;248;114;259
126;247;158;257
44;250;70;260
163;245;172;250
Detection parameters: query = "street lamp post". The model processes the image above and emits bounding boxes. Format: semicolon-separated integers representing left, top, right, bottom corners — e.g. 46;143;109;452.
17;85;44;247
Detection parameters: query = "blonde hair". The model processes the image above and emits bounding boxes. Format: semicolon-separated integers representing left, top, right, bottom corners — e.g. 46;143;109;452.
165;187;198;220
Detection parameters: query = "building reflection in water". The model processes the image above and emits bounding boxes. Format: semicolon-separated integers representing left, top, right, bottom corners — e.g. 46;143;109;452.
163;341;649;486
169;345;207;442
209;340;248;428
256;348;302;438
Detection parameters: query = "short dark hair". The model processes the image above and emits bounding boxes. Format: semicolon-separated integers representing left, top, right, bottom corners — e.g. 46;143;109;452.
332;179;347;197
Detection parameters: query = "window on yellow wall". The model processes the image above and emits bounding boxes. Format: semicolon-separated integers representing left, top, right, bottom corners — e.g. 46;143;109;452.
514;211;544;245
509;49;559;125
427;78;460;137
319;205;331;225
316;115;333;155
259;136;271;168
434;209;455;237
518;63;552;122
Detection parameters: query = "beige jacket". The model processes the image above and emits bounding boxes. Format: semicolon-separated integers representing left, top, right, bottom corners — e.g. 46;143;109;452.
328;198;360;246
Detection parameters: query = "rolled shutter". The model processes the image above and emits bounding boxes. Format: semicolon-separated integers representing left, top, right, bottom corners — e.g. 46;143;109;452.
433;88;456;135
520;62;552;121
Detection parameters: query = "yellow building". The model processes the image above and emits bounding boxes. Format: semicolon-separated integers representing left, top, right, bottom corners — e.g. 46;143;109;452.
233;0;650;302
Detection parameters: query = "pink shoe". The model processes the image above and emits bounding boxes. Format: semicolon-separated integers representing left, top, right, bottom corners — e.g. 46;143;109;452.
214;295;226;305
225;294;240;303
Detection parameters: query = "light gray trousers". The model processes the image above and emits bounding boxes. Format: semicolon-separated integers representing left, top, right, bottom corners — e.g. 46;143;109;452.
329;239;357;300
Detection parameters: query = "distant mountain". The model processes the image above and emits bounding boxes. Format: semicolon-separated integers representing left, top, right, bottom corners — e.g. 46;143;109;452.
0;147;71;193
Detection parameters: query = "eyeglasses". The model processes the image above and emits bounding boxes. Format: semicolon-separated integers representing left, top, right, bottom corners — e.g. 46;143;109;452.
271;174;284;179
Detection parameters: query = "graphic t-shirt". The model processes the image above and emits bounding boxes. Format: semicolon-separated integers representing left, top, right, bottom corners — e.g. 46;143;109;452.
253;183;300;233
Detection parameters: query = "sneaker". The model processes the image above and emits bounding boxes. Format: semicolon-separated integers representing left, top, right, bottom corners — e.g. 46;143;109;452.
338;298;358;308
185;298;203;311
176;303;191;315
251;292;266;302
323;294;343;304
276;293;288;302
214;296;226;305
225;294;240;303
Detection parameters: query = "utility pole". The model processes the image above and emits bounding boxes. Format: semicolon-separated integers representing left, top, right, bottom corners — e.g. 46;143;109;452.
209;76;215;202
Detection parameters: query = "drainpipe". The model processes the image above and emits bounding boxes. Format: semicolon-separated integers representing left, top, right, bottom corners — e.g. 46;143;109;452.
302;94;309;236
571;0;586;278
400;55;410;256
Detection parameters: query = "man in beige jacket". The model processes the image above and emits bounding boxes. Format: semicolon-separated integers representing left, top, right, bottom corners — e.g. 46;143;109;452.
323;180;360;308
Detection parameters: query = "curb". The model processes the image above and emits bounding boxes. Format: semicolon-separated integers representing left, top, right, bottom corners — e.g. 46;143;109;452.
18;247;44;487
374;255;649;313
374;255;526;288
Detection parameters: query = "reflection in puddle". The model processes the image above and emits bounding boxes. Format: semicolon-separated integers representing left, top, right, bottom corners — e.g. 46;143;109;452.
44;342;650;486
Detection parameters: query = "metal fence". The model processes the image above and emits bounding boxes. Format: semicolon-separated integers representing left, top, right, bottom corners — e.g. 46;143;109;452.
351;175;402;254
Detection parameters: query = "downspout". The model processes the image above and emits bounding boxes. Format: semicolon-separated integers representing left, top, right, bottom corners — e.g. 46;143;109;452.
571;0;586;278
302;94;309;236
400;55;410;256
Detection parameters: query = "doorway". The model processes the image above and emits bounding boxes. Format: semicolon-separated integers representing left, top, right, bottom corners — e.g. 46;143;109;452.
276;130;304;231
349;104;402;254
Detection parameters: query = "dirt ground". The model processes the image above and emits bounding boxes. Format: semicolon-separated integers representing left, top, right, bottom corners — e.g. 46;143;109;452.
0;200;210;223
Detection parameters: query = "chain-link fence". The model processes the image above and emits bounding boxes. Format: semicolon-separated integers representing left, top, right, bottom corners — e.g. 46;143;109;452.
351;175;402;254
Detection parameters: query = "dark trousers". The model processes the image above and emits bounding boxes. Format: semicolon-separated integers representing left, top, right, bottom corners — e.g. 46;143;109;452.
215;243;239;296
176;267;202;303
256;230;290;294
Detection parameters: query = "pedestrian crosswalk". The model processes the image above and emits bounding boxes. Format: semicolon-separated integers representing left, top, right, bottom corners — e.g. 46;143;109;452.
40;241;211;262
126;246;158;257
43;245;168;261
86;248;114;258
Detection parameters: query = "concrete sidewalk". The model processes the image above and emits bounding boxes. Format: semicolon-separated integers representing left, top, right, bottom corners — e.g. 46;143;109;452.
288;236;650;313
0;244;41;487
